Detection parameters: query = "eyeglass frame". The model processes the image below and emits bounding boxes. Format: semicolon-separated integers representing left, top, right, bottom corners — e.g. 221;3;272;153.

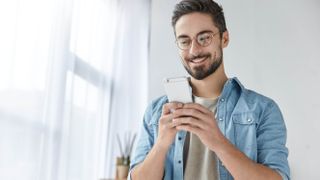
175;31;220;50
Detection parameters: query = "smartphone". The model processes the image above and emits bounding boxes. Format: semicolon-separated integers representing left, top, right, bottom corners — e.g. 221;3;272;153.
163;76;193;103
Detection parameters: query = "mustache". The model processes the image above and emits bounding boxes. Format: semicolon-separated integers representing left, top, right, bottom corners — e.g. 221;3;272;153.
187;53;211;61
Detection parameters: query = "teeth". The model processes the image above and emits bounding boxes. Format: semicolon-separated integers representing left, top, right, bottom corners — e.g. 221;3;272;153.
191;57;206;63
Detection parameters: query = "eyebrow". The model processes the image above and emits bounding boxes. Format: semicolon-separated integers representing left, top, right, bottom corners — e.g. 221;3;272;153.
176;30;213;39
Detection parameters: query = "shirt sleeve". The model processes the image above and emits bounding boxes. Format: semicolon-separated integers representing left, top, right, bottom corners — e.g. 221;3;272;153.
257;100;290;180
128;102;155;179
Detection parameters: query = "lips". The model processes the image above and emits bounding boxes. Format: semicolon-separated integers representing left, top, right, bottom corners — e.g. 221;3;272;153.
190;56;208;64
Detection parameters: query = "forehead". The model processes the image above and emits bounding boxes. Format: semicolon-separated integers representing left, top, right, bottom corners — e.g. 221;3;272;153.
175;12;218;37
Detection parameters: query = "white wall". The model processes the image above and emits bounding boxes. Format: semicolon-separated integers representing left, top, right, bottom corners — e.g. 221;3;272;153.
149;0;320;179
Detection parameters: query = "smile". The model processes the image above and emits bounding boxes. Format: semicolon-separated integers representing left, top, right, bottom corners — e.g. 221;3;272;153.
190;56;208;64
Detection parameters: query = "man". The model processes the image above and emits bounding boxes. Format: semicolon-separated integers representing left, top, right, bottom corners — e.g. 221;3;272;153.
129;0;290;179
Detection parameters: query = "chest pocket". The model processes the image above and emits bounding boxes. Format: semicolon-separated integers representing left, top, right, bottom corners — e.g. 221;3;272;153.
232;113;258;161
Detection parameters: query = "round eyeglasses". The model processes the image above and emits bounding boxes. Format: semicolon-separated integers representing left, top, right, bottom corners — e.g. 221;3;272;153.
175;31;219;50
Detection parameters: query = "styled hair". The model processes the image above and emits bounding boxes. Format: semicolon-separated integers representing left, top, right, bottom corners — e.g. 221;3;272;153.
172;0;227;37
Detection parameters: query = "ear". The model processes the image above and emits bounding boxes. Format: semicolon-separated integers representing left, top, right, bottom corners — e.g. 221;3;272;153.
221;31;229;48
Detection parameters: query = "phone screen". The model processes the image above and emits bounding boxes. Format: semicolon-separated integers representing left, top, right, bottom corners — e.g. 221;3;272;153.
163;76;193;103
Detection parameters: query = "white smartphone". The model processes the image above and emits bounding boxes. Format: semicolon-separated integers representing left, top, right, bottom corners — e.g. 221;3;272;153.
163;76;193;103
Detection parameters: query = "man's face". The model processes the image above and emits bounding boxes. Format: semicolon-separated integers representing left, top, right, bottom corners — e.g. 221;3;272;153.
174;12;228;80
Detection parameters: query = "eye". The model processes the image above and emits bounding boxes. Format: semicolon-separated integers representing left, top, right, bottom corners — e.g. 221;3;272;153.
178;38;191;46
197;33;211;45
181;39;189;44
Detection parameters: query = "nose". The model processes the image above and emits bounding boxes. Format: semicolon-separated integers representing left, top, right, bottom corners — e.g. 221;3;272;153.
188;39;202;56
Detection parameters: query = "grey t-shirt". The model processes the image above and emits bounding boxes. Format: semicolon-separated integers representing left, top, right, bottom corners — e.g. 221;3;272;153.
183;95;219;180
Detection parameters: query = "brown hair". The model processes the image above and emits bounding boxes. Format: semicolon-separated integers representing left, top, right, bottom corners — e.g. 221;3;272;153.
172;0;227;37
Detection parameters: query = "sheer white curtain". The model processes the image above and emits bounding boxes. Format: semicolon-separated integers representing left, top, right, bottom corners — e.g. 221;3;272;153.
0;0;149;179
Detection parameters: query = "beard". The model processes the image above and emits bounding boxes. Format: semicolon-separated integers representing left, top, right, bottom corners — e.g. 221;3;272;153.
183;48;223;80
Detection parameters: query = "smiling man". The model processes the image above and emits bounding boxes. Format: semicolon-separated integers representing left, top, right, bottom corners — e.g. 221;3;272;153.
129;0;290;180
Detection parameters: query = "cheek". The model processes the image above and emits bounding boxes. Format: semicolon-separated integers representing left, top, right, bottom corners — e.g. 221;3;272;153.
207;40;221;51
179;51;188;61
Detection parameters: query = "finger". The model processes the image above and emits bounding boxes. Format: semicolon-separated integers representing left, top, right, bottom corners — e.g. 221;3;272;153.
159;113;175;124
162;102;184;115
163;120;179;130
167;119;179;128
182;103;212;115
160;115;180;130
176;124;201;135
172;116;206;129
172;108;209;122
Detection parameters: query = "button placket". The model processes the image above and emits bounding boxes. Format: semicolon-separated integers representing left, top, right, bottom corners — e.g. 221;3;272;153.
217;97;226;135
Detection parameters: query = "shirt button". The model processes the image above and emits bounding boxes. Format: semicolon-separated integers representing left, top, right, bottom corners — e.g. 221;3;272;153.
219;117;223;121
178;137;182;140
247;118;252;122
220;98;225;102
178;160;181;164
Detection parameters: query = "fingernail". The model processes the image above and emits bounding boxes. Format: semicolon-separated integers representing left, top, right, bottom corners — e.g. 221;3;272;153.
178;103;183;107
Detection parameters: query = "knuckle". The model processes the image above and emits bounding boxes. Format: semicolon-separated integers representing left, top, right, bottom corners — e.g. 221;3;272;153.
190;109;197;116
173;109;180;116
173;118;178;124
162;103;169;110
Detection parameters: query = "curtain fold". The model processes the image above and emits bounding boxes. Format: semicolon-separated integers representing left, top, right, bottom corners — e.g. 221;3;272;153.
0;0;150;179
105;0;150;177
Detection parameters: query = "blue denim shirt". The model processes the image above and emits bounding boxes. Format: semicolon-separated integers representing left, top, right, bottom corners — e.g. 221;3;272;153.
129;77;290;180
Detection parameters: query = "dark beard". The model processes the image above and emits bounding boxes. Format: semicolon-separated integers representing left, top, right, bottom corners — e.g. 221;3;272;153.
184;50;223;80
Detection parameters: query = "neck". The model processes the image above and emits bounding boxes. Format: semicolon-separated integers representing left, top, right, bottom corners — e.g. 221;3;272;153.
190;64;228;99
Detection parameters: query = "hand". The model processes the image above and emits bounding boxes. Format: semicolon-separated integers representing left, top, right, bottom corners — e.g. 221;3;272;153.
172;103;225;151
157;102;184;149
